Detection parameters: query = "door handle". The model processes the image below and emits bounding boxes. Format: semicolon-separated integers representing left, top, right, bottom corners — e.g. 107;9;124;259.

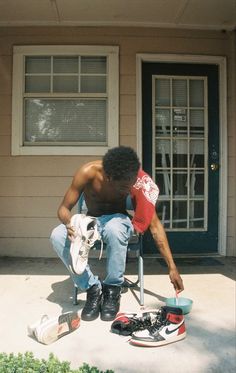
210;163;219;171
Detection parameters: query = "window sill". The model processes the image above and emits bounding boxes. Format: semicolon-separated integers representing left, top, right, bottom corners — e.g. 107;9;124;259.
11;145;118;156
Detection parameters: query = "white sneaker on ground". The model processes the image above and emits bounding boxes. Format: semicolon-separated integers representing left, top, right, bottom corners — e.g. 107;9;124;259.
129;306;186;347
27;311;80;345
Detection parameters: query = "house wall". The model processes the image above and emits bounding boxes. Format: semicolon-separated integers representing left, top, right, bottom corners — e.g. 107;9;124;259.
0;26;235;257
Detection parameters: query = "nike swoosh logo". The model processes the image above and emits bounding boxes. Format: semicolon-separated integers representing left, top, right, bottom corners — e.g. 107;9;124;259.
165;321;184;335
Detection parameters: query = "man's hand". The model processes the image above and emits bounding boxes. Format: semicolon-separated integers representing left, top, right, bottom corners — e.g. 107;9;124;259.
66;223;76;242
169;268;184;293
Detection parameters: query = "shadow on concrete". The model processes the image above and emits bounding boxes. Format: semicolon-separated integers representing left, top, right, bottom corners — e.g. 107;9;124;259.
47;277;86;313
0;256;235;278
46;275;167;312
182;320;236;373
0;256;235;313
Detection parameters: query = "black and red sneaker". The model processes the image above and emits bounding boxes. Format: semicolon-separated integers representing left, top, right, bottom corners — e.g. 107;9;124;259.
129;306;186;347
111;310;160;336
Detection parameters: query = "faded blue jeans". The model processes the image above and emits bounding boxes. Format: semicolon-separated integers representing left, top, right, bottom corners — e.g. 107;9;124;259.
50;213;134;291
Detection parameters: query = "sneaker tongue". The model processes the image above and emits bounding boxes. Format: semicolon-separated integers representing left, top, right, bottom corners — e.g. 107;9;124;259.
160;306;168;318
167;312;183;324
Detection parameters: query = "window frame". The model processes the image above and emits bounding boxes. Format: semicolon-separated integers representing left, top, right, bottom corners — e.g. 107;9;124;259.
12;45;119;156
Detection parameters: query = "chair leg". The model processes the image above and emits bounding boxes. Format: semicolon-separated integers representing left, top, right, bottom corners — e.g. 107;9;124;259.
139;234;144;306
73;285;78;305
139;254;144;306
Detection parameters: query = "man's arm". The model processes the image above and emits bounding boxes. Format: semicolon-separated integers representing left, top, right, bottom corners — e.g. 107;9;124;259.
57;182;80;224
149;211;184;293
57;164;94;240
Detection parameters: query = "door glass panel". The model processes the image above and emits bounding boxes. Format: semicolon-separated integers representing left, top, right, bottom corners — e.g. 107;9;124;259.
190;79;204;107
189;201;204;228
173;108;188;137
190;140;204;168
172;109;188;136
154;75;207;231
173;171;188;197
173;79;187;106
190;171;204;197
155;79;170;106
156;109;171;136
172;201;187;228
190;109;204;136
156;139;171;168
173;139;188;167
157;200;170;229
156;171;171;197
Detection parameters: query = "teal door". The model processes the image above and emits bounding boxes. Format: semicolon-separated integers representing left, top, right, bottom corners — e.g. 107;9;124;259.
142;63;219;254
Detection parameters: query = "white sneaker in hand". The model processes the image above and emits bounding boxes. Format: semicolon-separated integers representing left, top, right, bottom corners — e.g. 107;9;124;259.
70;214;101;275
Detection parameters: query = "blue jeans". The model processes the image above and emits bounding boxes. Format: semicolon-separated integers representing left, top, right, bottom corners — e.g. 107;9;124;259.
50;213;134;291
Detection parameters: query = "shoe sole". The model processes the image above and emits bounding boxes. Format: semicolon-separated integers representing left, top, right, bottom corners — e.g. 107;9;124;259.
130;332;186;347
100;314;117;322
70;214;101;275
70;237;90;275
28;312;80;345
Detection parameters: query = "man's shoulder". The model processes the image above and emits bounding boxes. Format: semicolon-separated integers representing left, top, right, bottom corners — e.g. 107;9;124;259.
83;160;102;172
74;160;102;182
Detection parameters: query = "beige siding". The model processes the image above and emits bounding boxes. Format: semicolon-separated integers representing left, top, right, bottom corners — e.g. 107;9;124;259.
0;26;235;257
0;177;72;196
0;238;55;257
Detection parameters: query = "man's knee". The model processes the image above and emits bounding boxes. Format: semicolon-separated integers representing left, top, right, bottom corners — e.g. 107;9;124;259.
50;224;67;248
103;215;133;243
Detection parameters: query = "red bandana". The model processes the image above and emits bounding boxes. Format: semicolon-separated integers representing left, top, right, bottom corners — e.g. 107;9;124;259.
130;169;159;233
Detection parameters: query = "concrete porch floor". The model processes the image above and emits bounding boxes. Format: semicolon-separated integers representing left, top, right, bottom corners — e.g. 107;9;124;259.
0;256;235;373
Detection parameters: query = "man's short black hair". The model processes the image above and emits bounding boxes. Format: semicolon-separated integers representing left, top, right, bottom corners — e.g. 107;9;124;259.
103;146;140;181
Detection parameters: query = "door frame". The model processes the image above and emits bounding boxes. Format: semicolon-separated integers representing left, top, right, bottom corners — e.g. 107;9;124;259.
136;53;227;255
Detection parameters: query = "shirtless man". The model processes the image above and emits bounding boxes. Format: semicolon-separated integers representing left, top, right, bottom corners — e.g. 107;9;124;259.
50;146;183;322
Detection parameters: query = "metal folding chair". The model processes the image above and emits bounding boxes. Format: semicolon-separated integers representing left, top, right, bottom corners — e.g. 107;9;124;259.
72;194;145;306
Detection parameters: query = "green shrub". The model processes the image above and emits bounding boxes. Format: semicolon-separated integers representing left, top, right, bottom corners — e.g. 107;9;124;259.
0;352;114;373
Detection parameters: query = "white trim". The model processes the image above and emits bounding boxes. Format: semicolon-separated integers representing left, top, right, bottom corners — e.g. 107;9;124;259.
13;45;119;56
12;45;119;156
136;53;227;255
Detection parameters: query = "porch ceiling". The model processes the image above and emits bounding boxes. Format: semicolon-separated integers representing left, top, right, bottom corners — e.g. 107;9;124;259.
0;0;235;31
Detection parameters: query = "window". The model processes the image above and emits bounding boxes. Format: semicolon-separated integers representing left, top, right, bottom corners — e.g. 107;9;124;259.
12;46;119;155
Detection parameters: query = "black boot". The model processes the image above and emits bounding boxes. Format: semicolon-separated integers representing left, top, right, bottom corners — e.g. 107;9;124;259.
81;284;102;321
101;284;121;321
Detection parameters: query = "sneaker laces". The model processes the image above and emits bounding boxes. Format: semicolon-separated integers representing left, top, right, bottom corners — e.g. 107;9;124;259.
85;292;101;309
147;309;166;333
77;240;92;261
79;232;104;261
111;311;161;336
129;315;153;332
